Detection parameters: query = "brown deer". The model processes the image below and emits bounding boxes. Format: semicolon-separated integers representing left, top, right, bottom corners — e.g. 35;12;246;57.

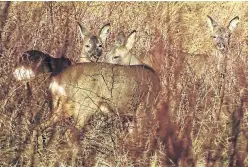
185;16;239;121
207;15;239;120
105;30;143;65
77;22;110;63
48;63;160;129
42;62;161;165
13;50;72;95
186;16;239;78
207;15;239;74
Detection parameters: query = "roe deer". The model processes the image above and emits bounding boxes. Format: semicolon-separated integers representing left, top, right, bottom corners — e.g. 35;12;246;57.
42;62;160;165
207;15;239;120
105;30;143;65
13;50;72;95
77;22;110;63
48;63;160;129
185;16;239;121
186;16;239;78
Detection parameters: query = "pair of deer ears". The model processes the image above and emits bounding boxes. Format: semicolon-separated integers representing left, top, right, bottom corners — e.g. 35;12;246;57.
207;15;240;32
77;22;110;44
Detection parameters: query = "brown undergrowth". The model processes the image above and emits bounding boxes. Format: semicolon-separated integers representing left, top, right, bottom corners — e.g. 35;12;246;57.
0;2;247;167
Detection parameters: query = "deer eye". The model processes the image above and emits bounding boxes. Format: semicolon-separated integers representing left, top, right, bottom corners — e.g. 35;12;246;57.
226;33;231;38
113;56;119;59
85;45;90;48
98;44;102;48
212;35;217;39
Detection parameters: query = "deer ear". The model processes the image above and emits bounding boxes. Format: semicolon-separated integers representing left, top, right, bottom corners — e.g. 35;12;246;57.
77;22;90;40
125;30;136;50
99;23;110;44
115;31;126;46
228;16;239;32
207;15;218;32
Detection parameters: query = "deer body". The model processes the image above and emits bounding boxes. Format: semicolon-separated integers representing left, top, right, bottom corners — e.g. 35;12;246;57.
40;62;160;166
48;62;160;129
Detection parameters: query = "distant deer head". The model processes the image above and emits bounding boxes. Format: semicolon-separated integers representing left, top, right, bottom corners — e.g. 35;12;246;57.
105;30;142;65
77;22;110;63
207;15;239;53
13;50;71;95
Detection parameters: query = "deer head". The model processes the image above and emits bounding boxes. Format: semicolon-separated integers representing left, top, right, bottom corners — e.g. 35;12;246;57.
78;22;110;62
207;15;239;53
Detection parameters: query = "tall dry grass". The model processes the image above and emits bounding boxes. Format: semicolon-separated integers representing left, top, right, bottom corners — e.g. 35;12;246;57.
0;2;247;167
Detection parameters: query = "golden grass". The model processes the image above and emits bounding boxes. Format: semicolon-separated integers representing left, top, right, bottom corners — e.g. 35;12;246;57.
0;1;247;167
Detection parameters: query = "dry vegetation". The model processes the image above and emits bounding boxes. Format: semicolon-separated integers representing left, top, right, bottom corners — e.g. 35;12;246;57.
0;2;248;167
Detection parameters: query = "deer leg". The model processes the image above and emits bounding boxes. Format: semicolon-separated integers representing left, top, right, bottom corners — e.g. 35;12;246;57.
45;89;53;111
98;102;114;115
26;82;32;96
66;126;81;166
39;95;66;147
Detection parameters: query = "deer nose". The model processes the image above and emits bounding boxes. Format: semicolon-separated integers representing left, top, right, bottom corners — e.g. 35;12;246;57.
217;43;226;50
96;50;102;57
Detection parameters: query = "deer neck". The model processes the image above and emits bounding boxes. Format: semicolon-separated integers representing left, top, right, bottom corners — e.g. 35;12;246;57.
79;50;91;63
215;49;229;74
129;55;142;65
79;56;91;63
125;54;132;65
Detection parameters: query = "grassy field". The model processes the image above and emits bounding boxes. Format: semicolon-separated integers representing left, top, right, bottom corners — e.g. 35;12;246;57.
0;2;248;167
